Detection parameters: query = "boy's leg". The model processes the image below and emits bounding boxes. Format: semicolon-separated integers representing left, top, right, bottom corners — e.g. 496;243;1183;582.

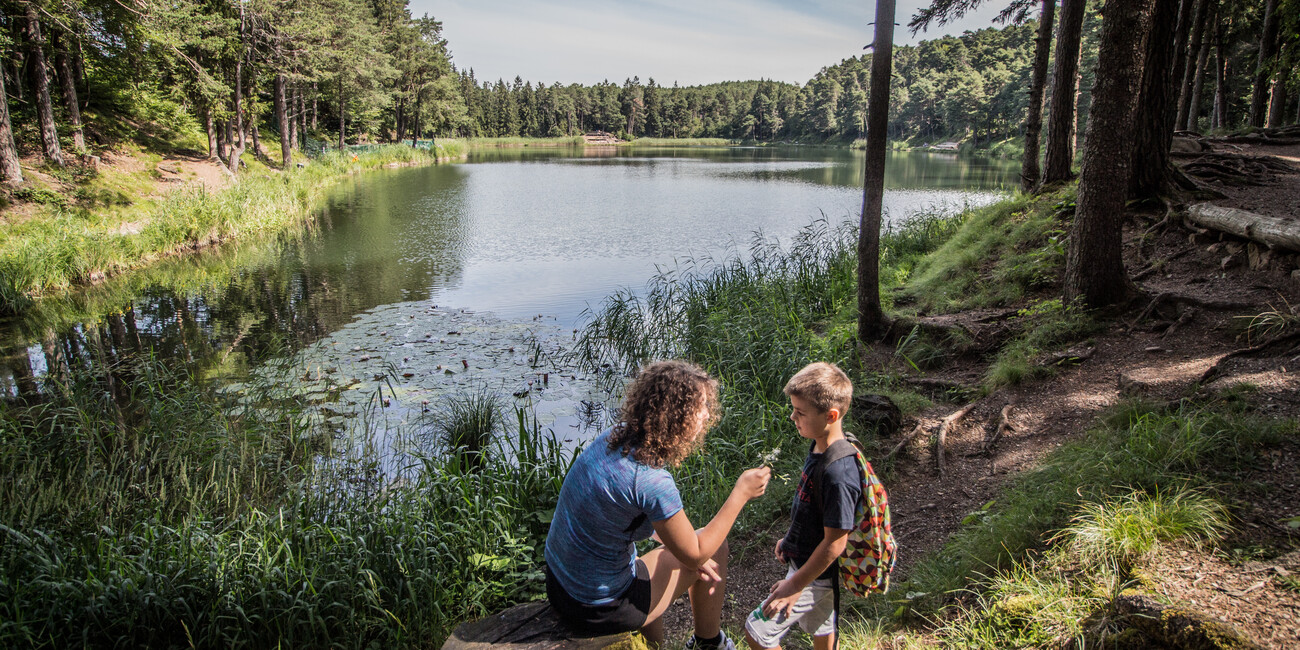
639;538;730;645
811;633;836;650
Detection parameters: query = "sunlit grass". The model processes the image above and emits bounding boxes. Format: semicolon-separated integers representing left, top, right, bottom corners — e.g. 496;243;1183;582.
0;144;459;312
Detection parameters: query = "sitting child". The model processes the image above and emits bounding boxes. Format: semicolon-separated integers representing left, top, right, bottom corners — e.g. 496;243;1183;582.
744;362;859;650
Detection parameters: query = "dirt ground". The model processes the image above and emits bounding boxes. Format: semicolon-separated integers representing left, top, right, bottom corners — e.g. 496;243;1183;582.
662;140;1300;646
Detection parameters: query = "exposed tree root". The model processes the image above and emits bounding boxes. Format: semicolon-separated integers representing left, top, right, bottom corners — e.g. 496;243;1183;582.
1198;331;1300;384
1161;307;1199;338
936;401;978;477
1130;291;1256;328
1132;246;1195;281
981;403;1014;455
885;421;930;461
1176;152;1294;186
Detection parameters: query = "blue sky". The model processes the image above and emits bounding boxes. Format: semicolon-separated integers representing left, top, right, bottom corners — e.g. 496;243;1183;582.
409;0;1013;87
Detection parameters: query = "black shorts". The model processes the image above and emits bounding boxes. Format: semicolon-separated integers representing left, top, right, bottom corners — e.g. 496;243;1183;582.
545;560;652;635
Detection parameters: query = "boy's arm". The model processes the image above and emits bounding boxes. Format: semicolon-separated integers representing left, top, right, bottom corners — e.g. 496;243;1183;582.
762;527;849;618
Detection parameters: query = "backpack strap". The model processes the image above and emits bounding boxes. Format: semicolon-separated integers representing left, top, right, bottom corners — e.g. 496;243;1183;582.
808;435;860;650
809;437;861;520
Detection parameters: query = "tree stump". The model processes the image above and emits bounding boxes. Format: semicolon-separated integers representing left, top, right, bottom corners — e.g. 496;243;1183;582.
441;602;648;650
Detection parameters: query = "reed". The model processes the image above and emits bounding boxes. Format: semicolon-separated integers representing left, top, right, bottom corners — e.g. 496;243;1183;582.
0;358;574;648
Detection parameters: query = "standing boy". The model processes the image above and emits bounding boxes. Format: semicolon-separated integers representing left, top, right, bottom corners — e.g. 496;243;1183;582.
744;362;859;650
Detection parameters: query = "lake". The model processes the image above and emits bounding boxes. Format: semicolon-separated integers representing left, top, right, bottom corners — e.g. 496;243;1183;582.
0;146;1017;458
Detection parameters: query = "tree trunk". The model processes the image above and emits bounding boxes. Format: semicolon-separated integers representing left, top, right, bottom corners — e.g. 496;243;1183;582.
1175;0;1212;129
275;73;291;168
227;58;245;174
395;96;406;143
1065;0;1155;308
337;78;346;151
1213;22;1227;129
204;108;218;161
311;82;318;131
23;3;63;167
51;31;84;153
857;0;896;341
0;66;22;185
288;84;299;150
1186;2;1215;131
1248;0;1281;128
1128;0;1179;199
1043;0;1087;184
1267;51;1288;128
1021;0;1057;192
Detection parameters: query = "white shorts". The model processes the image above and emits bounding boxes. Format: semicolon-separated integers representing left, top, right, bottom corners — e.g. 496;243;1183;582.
743;564;836;648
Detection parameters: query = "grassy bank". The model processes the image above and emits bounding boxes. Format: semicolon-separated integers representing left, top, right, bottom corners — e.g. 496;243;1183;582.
0;143;465;313
0;359;569;648
460;135;587;147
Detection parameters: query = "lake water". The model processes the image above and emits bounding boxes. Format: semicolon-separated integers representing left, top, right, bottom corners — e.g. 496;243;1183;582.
0;146;1016;456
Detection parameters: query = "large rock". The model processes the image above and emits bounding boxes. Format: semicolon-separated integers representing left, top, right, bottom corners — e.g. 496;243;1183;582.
851;393;902;437
442;602;648;650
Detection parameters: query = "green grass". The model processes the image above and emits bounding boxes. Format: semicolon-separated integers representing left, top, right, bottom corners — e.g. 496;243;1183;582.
903;187;1074;314
461;135;587;147
624;137;732;147
1062;488;1230;570
903;399;1295;602
0;357;571;648
0;144;460;313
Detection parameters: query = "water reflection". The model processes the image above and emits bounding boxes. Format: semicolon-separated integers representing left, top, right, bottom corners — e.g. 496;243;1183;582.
1;148;1018;394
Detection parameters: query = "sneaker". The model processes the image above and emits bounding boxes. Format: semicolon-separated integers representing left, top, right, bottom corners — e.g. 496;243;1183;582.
685;631;736;650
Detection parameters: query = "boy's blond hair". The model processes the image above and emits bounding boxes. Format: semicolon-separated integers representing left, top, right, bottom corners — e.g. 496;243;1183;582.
783;362;852;415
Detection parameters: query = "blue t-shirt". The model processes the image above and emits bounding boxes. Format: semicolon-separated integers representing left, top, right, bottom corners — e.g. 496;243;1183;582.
544;429;684;605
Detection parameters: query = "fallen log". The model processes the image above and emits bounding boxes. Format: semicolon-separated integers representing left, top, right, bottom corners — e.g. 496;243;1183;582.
1185;203;1300;253
442;602;646;650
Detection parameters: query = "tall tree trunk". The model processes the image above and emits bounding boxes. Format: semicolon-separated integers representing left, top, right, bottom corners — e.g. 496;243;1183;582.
1180;0;1206;129
227;58;245;174
23;3;63;166
1186;2;1215;130
1175;0;1211;129
857;0;896;341
0;64;22;185
1043;0;1087;184
1213;22;1228;128
1248;0;1281;128
311;82;318;131
1065;0;1155;308
395;96;406;143
1129;0;1179;199
288;84;299;151
51;31;84;153
1021;0;1057;192
337;78;346;151
204;107;218;160
275;73;291;168
1268;66;1289;128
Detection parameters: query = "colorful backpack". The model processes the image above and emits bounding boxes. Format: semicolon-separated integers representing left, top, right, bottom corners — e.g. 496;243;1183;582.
810;433;897;596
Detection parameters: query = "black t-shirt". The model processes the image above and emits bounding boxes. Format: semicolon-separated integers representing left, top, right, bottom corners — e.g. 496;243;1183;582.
780;449;862;580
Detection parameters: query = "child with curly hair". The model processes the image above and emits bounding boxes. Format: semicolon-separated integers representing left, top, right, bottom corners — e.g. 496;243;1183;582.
545;360;771;648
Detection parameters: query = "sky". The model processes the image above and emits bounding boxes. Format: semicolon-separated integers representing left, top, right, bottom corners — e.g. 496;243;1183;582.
408;0;1015;87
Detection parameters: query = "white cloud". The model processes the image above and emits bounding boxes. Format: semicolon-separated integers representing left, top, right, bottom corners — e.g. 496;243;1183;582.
413;0;1026;86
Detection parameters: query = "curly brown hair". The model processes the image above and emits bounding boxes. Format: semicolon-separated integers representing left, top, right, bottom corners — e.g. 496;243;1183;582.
607;360;721;468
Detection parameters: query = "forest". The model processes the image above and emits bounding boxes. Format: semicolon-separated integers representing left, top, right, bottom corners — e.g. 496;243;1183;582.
2;0;1297;183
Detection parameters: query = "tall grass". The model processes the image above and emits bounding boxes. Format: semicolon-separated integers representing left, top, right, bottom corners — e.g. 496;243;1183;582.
0;358;573;648
0;144;460;313
572;212;971;524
